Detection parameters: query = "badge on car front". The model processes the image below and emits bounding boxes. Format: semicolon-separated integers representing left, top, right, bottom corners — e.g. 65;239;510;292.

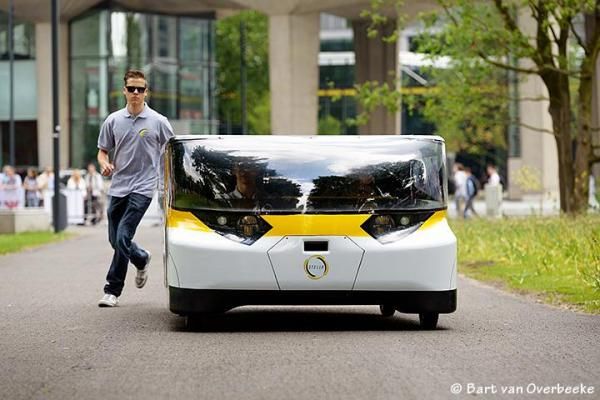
304;255;329;280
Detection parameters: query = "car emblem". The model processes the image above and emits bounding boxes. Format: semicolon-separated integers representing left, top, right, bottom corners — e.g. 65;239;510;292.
304;255;329;280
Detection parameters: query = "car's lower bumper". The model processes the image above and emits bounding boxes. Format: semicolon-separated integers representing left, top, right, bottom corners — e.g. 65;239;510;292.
169;287;457;315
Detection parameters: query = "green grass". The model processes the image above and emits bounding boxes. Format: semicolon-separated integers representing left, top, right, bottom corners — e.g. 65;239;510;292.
0;231;73;255
451;215;600;314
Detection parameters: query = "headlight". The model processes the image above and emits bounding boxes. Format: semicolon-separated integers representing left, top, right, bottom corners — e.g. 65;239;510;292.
370;215;395;236
238;215;260;237
361;211;435;244
191;210;272;245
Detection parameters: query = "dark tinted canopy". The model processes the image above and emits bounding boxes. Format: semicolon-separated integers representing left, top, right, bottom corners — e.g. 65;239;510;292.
167;135;448;213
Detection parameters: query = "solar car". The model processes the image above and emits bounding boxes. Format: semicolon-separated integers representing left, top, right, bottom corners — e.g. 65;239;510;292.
163;135;457;329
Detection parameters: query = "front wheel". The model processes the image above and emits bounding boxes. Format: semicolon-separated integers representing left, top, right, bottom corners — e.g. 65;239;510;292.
185;314;202;330
419;312;439;330
185;313;217;331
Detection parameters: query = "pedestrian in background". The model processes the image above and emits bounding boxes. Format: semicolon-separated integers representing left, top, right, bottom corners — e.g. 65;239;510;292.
97;69;174;308
36;166;54;207
464;167;479;219
453;163;467;218
67;169;87;224
1;166;23;209
1;165;22;188
487;164;501;187
23;168;41;207
85;162;105;225
67;169;87;193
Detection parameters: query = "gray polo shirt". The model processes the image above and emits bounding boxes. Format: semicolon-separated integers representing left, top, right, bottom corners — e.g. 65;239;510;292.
98;104;174;198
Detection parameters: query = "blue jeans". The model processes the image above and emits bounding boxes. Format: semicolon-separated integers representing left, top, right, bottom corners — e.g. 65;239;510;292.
104;193;152;296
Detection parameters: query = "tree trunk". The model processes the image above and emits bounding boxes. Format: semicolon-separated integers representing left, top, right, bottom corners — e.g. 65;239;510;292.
574;54;595;214
551;109;575;214
545;72;574;214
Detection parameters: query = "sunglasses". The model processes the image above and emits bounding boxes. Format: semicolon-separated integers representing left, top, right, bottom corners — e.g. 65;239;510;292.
125;86;146;93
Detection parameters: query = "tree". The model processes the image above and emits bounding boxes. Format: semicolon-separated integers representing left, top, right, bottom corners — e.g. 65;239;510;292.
360;0;600;214
318;115;343;135
406;32;509;155
216;11;270;134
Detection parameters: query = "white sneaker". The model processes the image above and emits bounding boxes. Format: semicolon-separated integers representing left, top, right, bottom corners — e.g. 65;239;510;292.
98;294;119;307
135;251;151;289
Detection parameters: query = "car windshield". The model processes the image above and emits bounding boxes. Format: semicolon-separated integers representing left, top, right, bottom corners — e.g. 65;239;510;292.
167;136;447;213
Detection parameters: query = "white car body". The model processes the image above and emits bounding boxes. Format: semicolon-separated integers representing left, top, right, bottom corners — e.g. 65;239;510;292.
164;135;457;329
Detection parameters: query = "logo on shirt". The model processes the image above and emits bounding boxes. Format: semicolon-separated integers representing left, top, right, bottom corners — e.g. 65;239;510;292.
138;128;148;137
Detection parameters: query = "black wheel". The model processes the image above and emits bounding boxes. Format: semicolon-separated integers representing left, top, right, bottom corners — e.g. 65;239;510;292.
185;314;207;330
379;304;396;317
419;312;439;330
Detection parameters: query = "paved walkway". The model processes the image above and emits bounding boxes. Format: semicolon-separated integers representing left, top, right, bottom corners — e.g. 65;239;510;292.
0;224;598;399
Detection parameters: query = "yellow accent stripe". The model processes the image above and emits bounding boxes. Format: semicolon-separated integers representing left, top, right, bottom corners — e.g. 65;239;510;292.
166;209;212;232
166;209;446;236
418;210;447;231
262;214;371;237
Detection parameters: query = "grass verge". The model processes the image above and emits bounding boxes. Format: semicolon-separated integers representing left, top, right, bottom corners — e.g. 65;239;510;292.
0;231;73;255
451;215;600;314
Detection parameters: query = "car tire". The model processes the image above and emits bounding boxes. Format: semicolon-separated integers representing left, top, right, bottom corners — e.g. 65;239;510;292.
419;312;439;330
185;314;206;331
379;304;396;317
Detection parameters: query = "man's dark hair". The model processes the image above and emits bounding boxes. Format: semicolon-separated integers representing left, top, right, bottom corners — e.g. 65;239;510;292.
123;70;146;86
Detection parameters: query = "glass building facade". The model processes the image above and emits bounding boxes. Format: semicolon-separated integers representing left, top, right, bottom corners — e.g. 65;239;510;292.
70;8;217;168
318;15;357;135
0;12;35;59
318;14;435;136
0;11;37;167
318;59;357;135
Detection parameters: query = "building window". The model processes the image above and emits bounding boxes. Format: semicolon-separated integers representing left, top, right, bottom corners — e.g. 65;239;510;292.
0;12;37;167
0;11;35;60
70;8;216;168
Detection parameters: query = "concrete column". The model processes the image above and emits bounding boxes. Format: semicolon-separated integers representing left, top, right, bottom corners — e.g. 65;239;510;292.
514;74;559;198
507;11;559;202
269;13;319;135
352;19;398;135
35;22;69;169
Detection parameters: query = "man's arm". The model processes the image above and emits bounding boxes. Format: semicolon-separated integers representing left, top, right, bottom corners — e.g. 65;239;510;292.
97;149;114;177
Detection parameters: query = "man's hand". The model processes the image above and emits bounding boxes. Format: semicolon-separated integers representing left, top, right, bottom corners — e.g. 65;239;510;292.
97;149;114;176
100;161;115;176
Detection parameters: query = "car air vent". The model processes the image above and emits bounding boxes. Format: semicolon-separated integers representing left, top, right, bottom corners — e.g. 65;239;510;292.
304;241;328;252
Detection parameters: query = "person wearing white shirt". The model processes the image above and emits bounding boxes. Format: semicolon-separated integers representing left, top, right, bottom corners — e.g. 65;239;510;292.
219;162;264;210
487;164;501;186
67;169;87;193
37;166;55;193
1;165;23;209
85;163;105;225
453;163;468;217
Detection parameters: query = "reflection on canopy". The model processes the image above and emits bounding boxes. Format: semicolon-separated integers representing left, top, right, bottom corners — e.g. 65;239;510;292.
168;136;447;213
